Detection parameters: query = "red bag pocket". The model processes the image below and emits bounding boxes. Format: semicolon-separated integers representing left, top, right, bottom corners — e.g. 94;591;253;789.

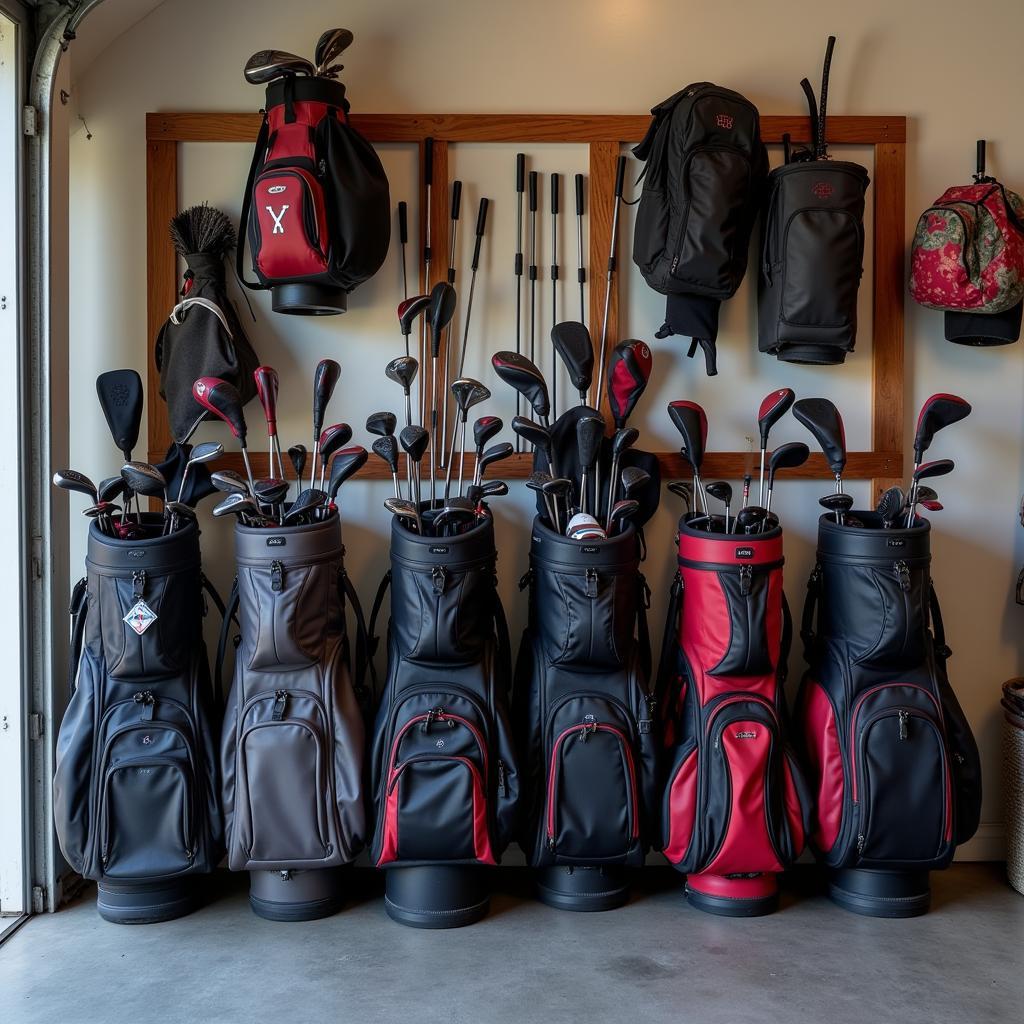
253;166;329;281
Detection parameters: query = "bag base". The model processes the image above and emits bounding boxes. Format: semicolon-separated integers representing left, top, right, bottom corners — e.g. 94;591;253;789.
828;868;930;919
685;871;779;918
271;281;348;316
248;868;345;922
383;866;489;929
96;876;204;925
535;865;629;913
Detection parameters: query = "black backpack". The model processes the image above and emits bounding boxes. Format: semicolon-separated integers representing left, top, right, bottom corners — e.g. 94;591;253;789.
758;38;870;365
238;75;390;315
632;83;768;375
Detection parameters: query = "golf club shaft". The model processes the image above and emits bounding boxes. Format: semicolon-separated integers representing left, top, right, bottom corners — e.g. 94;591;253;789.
440;180;461;471
241;446;257;495
457;199;488;381
528;172;538;378
575;173;586;324
594;155;626;406
605;454;620;532
458;418;469;496
550;172;559;421
421;138;434;426
430;356;438;508
398;200;409;300
758;446;767;505
515;154;525;451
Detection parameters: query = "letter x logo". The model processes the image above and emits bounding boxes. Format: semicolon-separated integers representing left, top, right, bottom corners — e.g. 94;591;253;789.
266;205;290;234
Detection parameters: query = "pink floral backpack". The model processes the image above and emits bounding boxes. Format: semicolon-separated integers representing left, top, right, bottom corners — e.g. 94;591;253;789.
910;142;1024;314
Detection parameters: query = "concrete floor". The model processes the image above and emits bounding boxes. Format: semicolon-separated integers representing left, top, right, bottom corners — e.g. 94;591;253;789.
0;865;1020;1024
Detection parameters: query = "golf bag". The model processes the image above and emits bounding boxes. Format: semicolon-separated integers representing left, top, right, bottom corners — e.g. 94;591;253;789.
368;516;519;868
238;75;390;314
219;515;370;876
514;521;658;868
657;520;811;905
53;517;223;920
632;83;768;375
796;514;982;872
758;38;869;365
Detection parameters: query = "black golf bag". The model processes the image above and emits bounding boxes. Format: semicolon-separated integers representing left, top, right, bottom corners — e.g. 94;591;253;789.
219;514;370;921
514;521;658;910
53;516;223;924
797;514;982;916
368;515;519;927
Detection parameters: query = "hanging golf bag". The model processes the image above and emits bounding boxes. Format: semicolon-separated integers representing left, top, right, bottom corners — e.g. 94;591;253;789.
238;75;390;314
657;519;811;916
219;514;370;921
758;37;869;365
368;515;519;927
53;517;223;924
514;520;658;910
796;514;982;916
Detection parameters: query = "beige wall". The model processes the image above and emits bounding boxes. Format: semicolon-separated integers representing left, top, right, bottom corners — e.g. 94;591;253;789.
66;0;1024;857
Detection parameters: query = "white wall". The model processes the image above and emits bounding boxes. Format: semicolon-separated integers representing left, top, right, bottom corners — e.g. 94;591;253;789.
65;0;1024;858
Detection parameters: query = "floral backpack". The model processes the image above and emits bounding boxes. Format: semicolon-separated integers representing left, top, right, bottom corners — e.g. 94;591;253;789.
910;142;1024;314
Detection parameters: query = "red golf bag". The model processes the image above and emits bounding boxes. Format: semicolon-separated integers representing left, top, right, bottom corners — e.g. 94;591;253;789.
656;520;811;915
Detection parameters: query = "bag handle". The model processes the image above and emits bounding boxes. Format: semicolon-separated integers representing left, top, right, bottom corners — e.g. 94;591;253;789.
214;578;240;706
235;112;271;292
67;577;88;693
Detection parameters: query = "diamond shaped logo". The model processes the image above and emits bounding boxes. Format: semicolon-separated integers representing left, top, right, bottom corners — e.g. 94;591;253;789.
124;599;158;636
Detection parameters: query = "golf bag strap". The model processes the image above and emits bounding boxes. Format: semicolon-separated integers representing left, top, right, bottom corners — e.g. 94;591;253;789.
235;112;270;292
636;573;652;682
338;568;375;708
653;571;683;722
492;595;513;698
215;579;240;706
800;563;822;660
67;577;88;693
779;592;793;685
929;582;952;661
366;570;392;660
200;572;230;623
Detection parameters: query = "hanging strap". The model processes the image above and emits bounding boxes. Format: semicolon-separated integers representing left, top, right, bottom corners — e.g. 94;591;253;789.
214;578;240;706
338;568;375;710
928;581;952;661
200;572;229;622
800;563;822;660
67;577;88;694
653;571;683;720
235;111;271;292
492;593;513;700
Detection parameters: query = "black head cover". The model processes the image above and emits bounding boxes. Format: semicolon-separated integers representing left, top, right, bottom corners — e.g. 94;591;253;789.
576;415;605;471
768;441;810;482
428;282;458;356
96;369;144;459
550;321;595;398
491;351;550;419
397;295;431;337
473;415;503;451
386;355;419;391
793;397;846;477
366;411;397;437
400;425;429;462
313;359;342;433
667;400;707;472
607;340;652;428
328;446;368;497
913;394;971;461
372;434;400;472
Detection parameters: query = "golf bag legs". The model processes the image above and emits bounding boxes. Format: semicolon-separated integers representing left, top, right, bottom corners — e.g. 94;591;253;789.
384;866;490;929
684;871;779;918
248;868;347;923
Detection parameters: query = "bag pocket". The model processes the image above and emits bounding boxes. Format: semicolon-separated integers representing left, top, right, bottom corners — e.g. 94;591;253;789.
252;164;330;281
376;686;496;866
390;555;493;662
849;682;952;866
98;568;191;679
236;689;333;864
633;187;671;278
910;204;977;310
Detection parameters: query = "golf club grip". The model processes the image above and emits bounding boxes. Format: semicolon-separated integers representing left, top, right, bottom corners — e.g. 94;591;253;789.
516;153;525;192
424;138;434;186
398;201;408;244
614;155;626;198
451;180;462;220
472;199;488;268
575;173;584;214
529;171;538;212
550;173;559;214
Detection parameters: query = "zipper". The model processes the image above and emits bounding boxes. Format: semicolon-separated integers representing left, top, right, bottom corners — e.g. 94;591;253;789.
272;689;288;721
132;570;146;599
389;709;488;781
739;564;752;595
133;690;155;721
497;759;508;797
390;549;492;575
270;560;284;592
431;565;448;595
585;567;599;598
542;690;636;755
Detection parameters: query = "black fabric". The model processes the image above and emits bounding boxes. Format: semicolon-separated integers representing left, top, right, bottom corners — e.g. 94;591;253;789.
945;300;1023;346
154;442;217;509
632;83;768;374
53;517;223;883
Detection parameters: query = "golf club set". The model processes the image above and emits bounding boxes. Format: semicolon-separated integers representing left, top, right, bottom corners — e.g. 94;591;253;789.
243;28;354;84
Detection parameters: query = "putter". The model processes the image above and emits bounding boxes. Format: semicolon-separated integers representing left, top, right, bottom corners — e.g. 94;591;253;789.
793;397;846;497
310;358;341;488
192;376;255;492
253;365;284;478
593;155;627;406
756;389;796;504
551;321;595;407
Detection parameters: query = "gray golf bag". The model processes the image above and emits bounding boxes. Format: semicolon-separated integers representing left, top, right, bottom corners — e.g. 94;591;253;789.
368;514;519;927
219;514;370;921
53;516;223;924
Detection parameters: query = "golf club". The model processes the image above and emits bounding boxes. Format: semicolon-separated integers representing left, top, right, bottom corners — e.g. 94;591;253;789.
706;481;733;532
316;422;353;490
444;378;490;499
425;282;458;506
287;445;307;501
366;410;397;439
609;498;640;535
284;488;328;526
576;415;605;517
763;442;810;524
575;173;586;324
793;396;846;496
819;492;853;525
543;478;573;534
605;427;639;530
514;153;526;446
385;496;422;534
253;365;284;478
397;201;409;299
471;416;503;488
420;137;434;422
439;179;462;470
455;198;490;381
527;470;559;528
400;425;429;510
213;491;259;525
313;27;353;76
905;458;954;525
310;358;341;487
667;400;709;514
96;368;143;516
192;376;255;491
397;294;431;360
327;446;369;512
244;49;315;85
593;154;627;407
877;485;906;528
373;435;402;499
177;440;223;503
491;351;551;427
550;172;560;418
756;388;796;503
211;468;250;497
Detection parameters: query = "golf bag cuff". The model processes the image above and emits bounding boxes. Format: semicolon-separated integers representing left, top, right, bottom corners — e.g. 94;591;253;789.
655;294;721;375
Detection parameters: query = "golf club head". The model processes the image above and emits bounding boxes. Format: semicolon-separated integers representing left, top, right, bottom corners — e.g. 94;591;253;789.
164;500;196;520
550;321;595;399
876;485;906;525
366;411;398;438
314;28;353;71
428;282;458;357
386;355;419;393
253;366;280;436
312;359;342;436
491;351;550;420
399;425;429;465
767;442;810;489
213;492;256;519
188;440;224;466
526;470;553;494
819;493;854;517
576;415;605;472
915;485;939;503
96;369;143;459
478;442;514;479
97;476;126;504
611;427;640;458
473;415;503;452
384;497;420;528
477;480;508;500
566;512;606;540
328;446;369;498
193;377;247;442
667;481;692;510
620;465;650;498
913;394;972;462
284;488;328;524
919;499;943;512
320;63;344;80
706;481;733;509
757;388;796;445
318;423;354;466
254;478;289;507
609;498;640;527
793;398;846;477
120;461;167;502
397;295;431;337
52;468;98;502
450;378;491;417
667;400;708;472
244;49;315;84
211;469;250;496
913;457;955;483
735;505;769;534
287;445;307;481
372;435;400;474
511;415;552;456
607;340;652;428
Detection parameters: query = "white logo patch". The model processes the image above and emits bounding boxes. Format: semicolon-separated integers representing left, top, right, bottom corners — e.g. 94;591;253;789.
266;204;290;234
268;184;287;194
124;599;158;636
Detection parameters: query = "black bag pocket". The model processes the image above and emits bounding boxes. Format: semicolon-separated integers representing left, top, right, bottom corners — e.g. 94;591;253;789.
849;683;952;867
708;563;775;677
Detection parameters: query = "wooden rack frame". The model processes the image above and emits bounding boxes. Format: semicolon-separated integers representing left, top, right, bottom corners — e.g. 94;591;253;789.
147;112;906;494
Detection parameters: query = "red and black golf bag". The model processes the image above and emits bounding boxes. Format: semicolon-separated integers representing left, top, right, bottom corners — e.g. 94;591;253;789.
656;519;811;915
796;513;982;916
238;75;390;314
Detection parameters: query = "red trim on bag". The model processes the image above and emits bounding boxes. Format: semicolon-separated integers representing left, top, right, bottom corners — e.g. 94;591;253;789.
782;755;805;856
663;746;698;863
799;680;843;853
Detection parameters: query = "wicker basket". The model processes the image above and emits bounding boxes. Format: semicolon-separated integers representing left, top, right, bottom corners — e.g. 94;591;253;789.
1002;678;1024;896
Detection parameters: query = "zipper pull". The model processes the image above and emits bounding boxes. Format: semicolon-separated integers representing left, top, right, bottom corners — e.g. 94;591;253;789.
431;565;448;595
133;690;155;721
585;567;599;598
272;689;288;721
640;694;656;734
547;835;556;852
579;721;597;743
739;564;753;595
809;563;822;588
894;560;911;592
670;254;680;275
856;833;866;854
670;571;682;599
497;759;508;797
421;707;443;733
132;569;146;599
270;560;284;593
898;710;909;741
